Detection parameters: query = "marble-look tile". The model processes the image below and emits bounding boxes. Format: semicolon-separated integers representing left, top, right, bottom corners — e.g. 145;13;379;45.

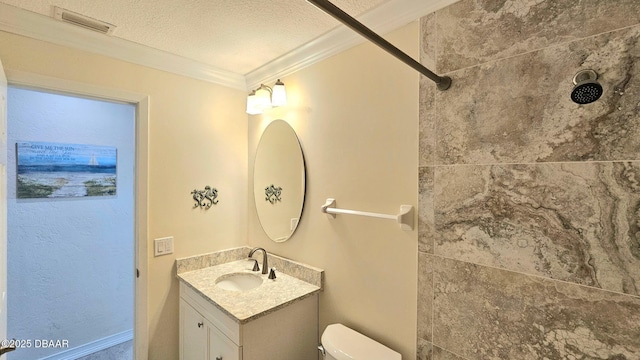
417;338;433;360
433;346;468;360
435;0;640;73
418;252;434;342
425;345;473;360
420;13;437;167
432;255;640;360
420;13;437;71
435;25;640;165
419;167;435;253
435;162;640;296
419;76;436;166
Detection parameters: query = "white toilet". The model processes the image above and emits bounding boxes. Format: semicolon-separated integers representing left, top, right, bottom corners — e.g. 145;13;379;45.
319;323;402;360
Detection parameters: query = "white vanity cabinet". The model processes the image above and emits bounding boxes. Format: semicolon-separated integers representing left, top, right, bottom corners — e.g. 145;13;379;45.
179;299;207;359
179;282;318;360
180;299;240;360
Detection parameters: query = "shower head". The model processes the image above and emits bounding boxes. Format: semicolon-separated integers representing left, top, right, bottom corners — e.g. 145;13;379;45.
571;69;603;104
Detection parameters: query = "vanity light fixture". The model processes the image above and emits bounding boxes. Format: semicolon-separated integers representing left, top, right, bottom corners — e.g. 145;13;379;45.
271;79;287;107
254;86;272;111
246;80;287;114
246;90;261;115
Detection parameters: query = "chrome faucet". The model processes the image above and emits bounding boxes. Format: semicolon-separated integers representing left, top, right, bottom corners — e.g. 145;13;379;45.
248;247;269;274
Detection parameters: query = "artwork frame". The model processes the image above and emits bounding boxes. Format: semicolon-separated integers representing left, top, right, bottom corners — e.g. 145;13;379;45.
16;141;117;198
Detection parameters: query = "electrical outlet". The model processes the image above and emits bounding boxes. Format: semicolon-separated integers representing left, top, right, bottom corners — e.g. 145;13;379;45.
154;236;174;256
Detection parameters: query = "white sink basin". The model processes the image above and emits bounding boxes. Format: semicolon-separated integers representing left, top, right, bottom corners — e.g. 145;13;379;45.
215;273;263;292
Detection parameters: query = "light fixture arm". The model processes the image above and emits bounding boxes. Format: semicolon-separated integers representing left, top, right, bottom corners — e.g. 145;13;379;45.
246;80;287;114
256;84;273;94
306;0;451;90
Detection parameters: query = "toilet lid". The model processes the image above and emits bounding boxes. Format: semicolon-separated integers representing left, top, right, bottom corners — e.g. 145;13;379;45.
321;323;401;360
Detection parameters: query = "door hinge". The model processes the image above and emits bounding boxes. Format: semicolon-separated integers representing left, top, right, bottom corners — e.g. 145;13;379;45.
136;268;140;278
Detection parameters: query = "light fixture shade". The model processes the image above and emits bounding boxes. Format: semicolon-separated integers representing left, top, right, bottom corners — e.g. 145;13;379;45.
271;79;287;107
254;86;272;110
246;91;262;115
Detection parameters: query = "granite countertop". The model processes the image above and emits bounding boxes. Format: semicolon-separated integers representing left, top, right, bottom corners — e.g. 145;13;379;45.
177;249;323;324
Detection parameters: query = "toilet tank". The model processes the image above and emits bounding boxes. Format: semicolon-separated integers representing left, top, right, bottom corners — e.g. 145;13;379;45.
321;323;401;360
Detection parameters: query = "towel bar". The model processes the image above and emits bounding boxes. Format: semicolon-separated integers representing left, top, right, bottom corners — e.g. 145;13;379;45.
320;198;414;231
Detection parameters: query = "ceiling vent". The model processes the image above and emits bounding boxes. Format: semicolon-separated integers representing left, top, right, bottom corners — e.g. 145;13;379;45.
53;6;116;35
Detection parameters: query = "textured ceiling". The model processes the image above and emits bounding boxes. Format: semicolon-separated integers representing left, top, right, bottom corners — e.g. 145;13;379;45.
0;0;387;74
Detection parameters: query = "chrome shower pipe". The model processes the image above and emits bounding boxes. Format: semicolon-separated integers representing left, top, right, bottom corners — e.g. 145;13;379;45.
306;0;452;90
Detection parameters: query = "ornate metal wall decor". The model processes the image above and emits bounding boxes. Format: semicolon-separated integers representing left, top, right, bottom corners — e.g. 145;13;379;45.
265;185;282;204
191;186;219;209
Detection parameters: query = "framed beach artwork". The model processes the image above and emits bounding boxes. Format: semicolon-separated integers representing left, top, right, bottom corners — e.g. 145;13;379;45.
16;141;117;198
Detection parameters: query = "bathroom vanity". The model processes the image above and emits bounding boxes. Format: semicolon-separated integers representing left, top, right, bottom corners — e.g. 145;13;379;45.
176;248;323;360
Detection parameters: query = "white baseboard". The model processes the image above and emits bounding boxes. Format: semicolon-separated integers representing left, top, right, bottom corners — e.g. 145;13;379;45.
39;329;133;360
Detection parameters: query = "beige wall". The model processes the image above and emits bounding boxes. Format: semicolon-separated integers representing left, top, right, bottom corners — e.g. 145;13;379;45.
0;31;248;360
0;19;420;360
248;23;419;359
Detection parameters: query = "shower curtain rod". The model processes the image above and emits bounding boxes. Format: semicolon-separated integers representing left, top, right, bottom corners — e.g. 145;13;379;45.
306;0;452;90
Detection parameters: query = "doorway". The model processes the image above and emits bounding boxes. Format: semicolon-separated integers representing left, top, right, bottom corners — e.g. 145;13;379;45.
6;87;135;360
0;68;149;360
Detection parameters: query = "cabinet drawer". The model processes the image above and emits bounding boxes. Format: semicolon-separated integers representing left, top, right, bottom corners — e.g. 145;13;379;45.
208;319;242;360
180;282;241;345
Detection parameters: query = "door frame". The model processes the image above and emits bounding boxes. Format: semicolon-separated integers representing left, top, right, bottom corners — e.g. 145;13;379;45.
5;69;149;360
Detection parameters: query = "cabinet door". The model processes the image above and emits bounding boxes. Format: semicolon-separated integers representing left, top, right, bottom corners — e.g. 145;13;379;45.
208;319;241;360
180;300;207;360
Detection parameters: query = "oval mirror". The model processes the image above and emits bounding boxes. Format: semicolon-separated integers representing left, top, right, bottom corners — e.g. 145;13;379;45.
253;120;305;242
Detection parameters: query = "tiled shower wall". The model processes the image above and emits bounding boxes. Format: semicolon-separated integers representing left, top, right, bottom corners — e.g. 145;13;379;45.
417;1;640;359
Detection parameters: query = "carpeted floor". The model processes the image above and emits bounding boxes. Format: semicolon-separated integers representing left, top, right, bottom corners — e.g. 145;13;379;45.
75;340;132;360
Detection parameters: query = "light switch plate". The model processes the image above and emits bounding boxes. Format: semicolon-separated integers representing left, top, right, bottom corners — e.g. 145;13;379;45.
154;236;174;256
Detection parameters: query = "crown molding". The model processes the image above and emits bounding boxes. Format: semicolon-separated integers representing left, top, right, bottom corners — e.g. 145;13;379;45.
245;0;460;89
0;3;247;91
0;0;459;92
